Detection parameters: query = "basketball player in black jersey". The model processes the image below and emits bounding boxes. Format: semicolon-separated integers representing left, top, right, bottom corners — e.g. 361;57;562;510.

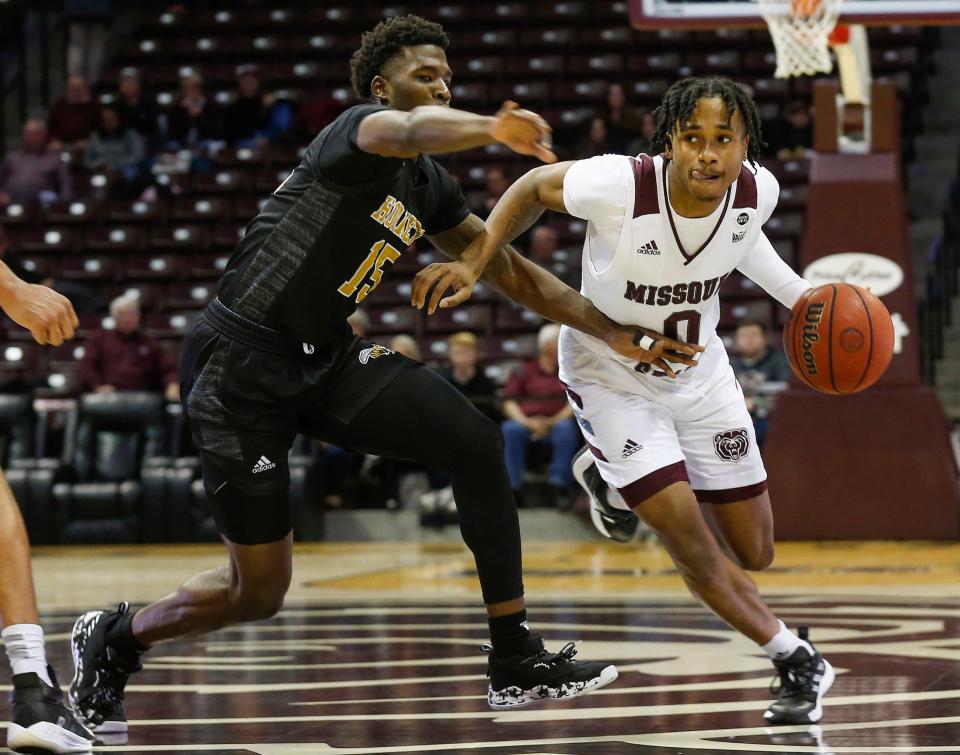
69;15;692;732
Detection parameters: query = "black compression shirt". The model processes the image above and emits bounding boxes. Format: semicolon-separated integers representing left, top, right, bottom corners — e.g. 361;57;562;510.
218;103;470;351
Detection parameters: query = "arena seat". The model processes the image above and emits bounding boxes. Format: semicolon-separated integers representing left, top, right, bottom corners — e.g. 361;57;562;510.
52;392;169;543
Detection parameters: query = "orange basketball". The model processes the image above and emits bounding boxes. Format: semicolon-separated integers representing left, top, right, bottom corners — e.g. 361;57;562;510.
783;283;895;395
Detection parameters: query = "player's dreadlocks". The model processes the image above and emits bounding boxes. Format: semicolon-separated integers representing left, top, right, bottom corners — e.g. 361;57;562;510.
652;77;765;166
350;14;449;102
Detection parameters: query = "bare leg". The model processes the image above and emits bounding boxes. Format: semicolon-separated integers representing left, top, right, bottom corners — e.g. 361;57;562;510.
0;470;39;627
706;491;775;572
131;531;293;647
636;482;778;644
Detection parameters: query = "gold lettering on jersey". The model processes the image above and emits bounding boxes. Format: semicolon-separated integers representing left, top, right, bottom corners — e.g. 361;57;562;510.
370;196;397;224
338;239;402;304
370;194;426;246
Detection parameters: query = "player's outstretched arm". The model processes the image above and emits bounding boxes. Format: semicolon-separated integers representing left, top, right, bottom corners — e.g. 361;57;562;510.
421;214;701;375
413;162;572;313
356;101;556;162
0;261;78;346
737;231;812;309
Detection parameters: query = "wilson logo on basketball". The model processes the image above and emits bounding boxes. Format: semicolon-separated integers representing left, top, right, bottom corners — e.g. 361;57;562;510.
801;302;826;375
713;428;750;462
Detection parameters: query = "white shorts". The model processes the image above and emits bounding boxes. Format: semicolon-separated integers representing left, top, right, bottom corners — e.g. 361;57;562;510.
559;328;767;509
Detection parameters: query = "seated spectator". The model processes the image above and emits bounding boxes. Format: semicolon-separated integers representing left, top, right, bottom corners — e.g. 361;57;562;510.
0;120;73;205
576;117;612;159
165;73;222;150
628;110;657;156
527;225;577;287
347;308;370;338
730;318;790;446
46;74;100;149
474;166;510;218
84;106;146;198
435;331;500;424
114;68;160;148
763;100;814;160
295;88;345;142
597;83;644;152
223;64;294;147
78;295;179;401
389;333;421;361
501;324;578;502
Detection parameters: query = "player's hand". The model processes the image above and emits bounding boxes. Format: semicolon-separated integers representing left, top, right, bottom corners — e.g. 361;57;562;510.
490;101;557;164
605;325;704;379
412;260;480;315
1;282;78;346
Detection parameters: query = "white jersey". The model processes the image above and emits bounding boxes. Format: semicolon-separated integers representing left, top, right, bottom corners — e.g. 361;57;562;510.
560;152;809;390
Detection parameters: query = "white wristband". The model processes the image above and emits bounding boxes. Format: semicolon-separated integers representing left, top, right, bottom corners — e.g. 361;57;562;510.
636;334;656;351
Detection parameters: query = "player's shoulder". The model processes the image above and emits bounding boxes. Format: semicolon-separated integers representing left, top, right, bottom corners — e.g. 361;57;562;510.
567;152;645;198
732;161;779;216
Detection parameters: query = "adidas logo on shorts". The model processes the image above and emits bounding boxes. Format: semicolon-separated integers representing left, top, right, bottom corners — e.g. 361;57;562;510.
621;439;642;459
636;240;660;255
251;455;276;474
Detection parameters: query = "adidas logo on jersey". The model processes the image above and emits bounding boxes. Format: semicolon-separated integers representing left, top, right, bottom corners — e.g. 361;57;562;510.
732;230;747;243
621;439;642;458
251;455;276;474
636;240;660;255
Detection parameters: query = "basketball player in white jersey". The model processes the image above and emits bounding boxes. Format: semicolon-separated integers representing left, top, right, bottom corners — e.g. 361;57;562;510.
413;77;834;725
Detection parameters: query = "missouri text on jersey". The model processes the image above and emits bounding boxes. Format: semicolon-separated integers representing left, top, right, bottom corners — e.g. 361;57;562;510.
623;273;731;307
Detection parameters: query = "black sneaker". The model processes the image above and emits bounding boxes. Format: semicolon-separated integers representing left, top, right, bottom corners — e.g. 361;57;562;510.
485;635;618;709
572;447;640;543
69;603;142;736
7;665;94;754
764;630;835;725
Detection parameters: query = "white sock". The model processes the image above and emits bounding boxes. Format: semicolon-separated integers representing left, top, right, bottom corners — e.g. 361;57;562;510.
2;624;52;685
760;620;813;661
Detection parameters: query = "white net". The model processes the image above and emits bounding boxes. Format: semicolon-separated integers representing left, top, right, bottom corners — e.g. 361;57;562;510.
759;0;844;79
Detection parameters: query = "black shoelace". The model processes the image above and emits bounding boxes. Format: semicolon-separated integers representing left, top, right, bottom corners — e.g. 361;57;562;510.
769;660;814;700
522;641;579;667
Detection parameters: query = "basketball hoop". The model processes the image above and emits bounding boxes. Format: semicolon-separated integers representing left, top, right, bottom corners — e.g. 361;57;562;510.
759;0;844;78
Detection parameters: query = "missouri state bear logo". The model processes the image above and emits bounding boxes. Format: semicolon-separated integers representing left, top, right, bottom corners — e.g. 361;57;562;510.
713;428;750;462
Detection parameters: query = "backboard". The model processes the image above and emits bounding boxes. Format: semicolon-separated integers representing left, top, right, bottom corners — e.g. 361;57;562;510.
630;0;960;28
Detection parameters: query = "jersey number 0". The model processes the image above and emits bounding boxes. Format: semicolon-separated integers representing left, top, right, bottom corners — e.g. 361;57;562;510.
635;310;702;375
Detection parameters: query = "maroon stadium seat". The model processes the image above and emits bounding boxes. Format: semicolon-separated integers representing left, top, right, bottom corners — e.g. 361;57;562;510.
84;225;146;254
423;304;492;335
366;306;422;337
61;255;118;282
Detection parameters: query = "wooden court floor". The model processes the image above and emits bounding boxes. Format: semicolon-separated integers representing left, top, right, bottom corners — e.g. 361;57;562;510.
6;538;960;754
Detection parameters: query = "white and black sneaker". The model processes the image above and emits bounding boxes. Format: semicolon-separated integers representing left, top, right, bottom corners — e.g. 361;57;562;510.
69;603;142;737
764;629;835;725
7;665;94;754
572;447;641;543
485;634;618;709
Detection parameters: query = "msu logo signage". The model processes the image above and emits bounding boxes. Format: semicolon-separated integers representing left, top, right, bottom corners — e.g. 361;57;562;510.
713;428;750;462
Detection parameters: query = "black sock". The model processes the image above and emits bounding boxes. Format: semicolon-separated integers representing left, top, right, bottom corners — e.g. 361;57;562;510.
105;611;149;657
489;610;530;659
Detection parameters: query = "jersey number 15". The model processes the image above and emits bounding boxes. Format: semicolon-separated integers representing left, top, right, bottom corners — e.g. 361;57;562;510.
337;239;402;304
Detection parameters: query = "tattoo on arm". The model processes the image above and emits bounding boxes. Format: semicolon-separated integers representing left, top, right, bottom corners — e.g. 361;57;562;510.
501;197;545;244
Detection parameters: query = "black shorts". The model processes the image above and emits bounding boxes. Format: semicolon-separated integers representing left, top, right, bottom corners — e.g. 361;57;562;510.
181;298;414;542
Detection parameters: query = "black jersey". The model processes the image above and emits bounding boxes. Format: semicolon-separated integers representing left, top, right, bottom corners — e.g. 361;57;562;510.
218;103;470;350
